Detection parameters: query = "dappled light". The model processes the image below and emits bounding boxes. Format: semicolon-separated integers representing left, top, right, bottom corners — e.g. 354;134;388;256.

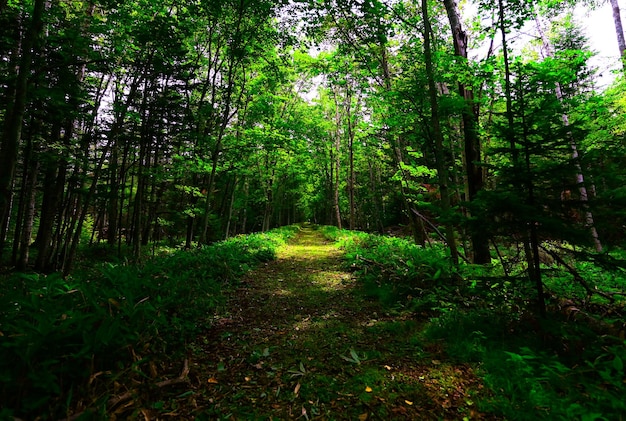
187;227;486;420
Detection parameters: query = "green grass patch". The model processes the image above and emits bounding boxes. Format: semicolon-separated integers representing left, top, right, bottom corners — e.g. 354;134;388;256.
0;226;297;420
326;228;626;420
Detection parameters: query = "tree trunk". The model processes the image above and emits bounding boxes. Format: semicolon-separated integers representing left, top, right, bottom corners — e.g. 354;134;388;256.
224;176;237;239
499;0;545;317
199;0;246;244
610;0;626;66
332;89;343;230
345;89;356;230
0;0;45;258
442;0;490;263
17;159;39;270
535;15;603;252
422;0;459;265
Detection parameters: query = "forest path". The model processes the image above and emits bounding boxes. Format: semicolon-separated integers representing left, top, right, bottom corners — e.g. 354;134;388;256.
185;226;481;420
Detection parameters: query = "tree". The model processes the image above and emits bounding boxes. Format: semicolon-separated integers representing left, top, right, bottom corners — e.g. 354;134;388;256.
442;0;491;263
422;0;460;264
0;0;45;258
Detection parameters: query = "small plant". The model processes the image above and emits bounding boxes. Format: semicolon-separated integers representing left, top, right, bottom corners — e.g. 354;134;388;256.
288;362;307;378
340;348;366;365
0;226;298;420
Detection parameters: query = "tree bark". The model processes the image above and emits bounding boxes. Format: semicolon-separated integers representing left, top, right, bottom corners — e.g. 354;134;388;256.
422;0;459;265
535;15;603;252
610;0;626;67
442;0;490;263
332;88;343;230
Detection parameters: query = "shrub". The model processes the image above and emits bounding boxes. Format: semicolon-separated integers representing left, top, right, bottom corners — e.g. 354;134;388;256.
0;226;297;419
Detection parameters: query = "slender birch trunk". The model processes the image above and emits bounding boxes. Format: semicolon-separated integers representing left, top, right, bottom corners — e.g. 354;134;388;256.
535;15;603;252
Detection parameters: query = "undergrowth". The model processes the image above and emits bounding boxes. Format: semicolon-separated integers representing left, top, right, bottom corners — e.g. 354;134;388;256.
320;226;626;420
0;225;298;420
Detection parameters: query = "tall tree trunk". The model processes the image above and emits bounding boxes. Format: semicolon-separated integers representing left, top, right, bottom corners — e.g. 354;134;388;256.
332;89;343;230
610;0;626;66
240;179;249;234
535;16;603;252
442;0;490;263
225;176;237;239
499;0;545;317
345;89;356;230
422;0;459;265
199;0;246;244
379;43;424;243
517;72;546;319
105;67;144;247
34;130;66;270
0;0;45;258
17;159;39;270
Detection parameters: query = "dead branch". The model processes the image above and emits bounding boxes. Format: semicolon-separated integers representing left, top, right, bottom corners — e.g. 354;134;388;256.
539;245;616;303
61;359;190;421
411;209;471;264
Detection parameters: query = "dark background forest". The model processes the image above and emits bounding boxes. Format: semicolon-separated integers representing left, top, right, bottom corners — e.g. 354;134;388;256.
1;0;626;419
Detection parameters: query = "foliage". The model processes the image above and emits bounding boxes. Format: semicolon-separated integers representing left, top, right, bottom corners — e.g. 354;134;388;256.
321;228;456;309
0;226;296;419
323;228;626;419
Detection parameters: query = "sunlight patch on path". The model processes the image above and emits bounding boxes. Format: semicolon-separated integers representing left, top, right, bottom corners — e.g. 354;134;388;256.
190;226;482;420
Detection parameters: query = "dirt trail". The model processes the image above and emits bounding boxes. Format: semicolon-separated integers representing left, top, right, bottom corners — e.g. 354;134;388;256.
183;227;481;420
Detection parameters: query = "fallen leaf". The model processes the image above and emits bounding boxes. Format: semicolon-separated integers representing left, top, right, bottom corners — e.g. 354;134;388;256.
365;386;373;393
405;400;413;405
358;413;368;420
245;376;251;382
431;359;441;365
207;378;218;384
384;365;392;370
294;382;301;395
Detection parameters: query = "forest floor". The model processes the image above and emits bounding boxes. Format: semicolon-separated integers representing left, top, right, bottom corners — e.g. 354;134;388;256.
148;226;492;420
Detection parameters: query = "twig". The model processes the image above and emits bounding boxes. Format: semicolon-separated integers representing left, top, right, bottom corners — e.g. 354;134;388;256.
62;358;191;420
491;238;510;277
155;358;190;388
539;246;617;303
355;255;386;269
410;208;471;264
108;358;190;410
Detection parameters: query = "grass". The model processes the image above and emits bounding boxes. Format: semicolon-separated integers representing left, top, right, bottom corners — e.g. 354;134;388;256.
328;228;626;420
2;224;625;419
0;226;298;420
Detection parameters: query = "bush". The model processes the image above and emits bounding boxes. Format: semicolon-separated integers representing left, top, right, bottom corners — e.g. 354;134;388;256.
329;230;455;308
0;226;297;420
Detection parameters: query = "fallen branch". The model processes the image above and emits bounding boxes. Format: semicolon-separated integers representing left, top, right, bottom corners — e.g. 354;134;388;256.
355;255;386;269
108;358;190;410
539;245;616;303
410;209;471;264
60;359;190;421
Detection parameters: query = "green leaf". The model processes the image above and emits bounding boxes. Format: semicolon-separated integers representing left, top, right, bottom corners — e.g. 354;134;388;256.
613;356;623;372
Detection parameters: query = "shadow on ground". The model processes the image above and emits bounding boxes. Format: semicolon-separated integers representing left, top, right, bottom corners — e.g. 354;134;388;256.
168;228;490;420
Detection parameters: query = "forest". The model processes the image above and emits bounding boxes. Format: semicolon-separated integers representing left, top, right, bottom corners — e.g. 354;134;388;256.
1;0;626;419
